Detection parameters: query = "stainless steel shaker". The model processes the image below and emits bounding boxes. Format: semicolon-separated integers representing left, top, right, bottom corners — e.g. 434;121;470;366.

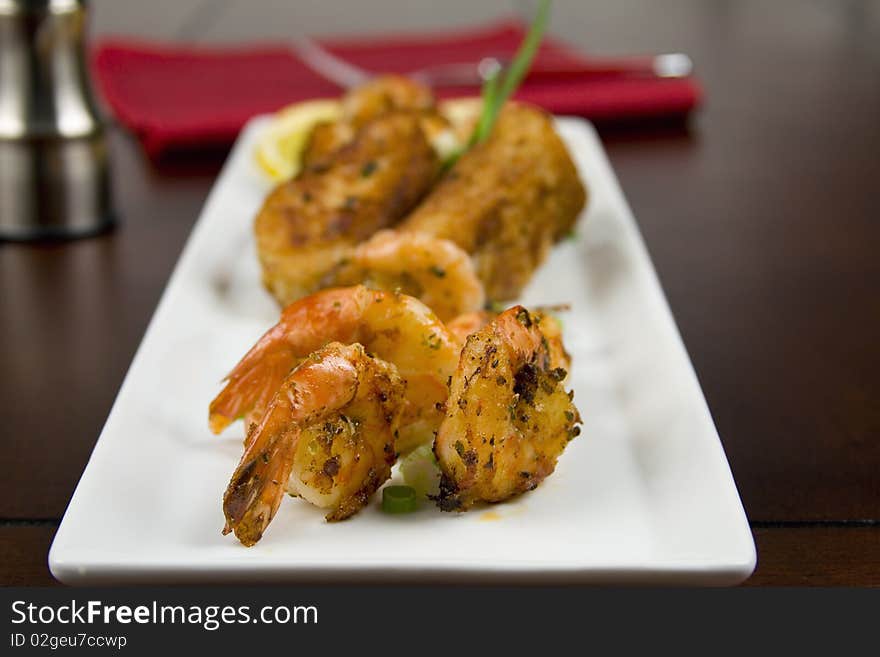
0;0;112;240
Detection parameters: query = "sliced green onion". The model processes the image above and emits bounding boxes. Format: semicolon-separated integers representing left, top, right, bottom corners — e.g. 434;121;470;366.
400;444;441;498
382;485;418;514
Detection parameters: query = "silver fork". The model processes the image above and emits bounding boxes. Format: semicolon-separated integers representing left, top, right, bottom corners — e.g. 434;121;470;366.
293;36;692;90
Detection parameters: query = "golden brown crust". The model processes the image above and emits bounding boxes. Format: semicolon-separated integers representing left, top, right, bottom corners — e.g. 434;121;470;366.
401;103;587;301
301;120;354;168
341;75;436;126
303;75;436;168
256;112;439;306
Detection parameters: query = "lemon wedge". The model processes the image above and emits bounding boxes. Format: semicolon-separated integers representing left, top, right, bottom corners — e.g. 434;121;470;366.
254;99;342;181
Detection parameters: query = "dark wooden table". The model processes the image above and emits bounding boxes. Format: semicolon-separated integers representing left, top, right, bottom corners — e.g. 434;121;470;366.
2;0;878;586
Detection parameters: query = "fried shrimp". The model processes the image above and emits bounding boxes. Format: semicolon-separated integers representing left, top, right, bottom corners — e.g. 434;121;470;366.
322;229;485;321
256;111;438;307
433;306;581;511
222;342;406;546
446;306;569;352
401;102;587;302
209;285;459;453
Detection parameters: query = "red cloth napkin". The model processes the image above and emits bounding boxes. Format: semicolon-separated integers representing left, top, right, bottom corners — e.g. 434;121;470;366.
93;20;702;160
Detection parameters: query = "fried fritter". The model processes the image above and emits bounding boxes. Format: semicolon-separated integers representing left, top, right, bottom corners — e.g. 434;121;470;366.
401;102;587;301
256;111;438;306
302;75;436;167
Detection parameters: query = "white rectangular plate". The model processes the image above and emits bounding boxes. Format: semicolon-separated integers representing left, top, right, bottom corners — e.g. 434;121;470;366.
50;116;755;585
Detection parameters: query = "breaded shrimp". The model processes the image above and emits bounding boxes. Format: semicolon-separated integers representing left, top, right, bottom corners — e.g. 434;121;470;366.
209;286;459;454
433;306;581;511
401;102;587;302
256;112;438;307
223;342;406;546
322;229;485;321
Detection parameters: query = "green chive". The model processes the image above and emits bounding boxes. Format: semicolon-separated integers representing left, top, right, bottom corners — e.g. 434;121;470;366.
474;0;552;144
382;485;418;514
470;66;501;146
442;0;552;170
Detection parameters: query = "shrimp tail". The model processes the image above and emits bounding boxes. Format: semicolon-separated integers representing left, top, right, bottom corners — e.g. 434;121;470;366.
223;347;365;545
221;370;311;545
222;428;297;546
209;325;295;435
